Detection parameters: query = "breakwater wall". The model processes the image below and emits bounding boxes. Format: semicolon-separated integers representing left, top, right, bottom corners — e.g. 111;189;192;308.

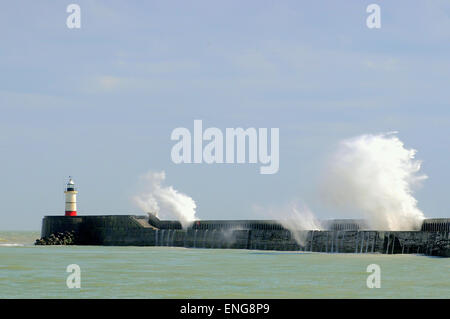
40;215;450;257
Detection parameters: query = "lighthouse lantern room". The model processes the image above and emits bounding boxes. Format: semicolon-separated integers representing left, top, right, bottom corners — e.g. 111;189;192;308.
64;177;78;216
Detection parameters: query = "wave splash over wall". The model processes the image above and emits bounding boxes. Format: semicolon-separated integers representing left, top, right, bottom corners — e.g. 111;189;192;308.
278;204;322;246
133;171;197;228
322;133;426;230
254;202;322;246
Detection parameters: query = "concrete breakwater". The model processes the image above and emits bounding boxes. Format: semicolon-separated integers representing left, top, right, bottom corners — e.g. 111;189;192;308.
39;215;450;257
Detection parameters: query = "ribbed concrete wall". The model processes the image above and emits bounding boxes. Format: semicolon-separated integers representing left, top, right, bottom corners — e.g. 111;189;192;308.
146;218;367;231
148;229;450;256
421;218;450;232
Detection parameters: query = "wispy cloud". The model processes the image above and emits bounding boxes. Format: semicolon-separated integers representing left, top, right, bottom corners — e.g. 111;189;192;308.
0;90;68;109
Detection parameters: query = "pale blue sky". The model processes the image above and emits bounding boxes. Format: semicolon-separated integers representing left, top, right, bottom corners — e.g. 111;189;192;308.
1;1;450;230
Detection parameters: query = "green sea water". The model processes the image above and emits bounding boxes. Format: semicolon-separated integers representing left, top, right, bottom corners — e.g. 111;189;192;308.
0;231;449;298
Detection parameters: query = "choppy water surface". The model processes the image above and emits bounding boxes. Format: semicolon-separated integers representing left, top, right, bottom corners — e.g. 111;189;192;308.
0;231;448;298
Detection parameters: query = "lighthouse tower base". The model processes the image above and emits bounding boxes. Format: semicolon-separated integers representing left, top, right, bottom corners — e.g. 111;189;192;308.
65;211;77;216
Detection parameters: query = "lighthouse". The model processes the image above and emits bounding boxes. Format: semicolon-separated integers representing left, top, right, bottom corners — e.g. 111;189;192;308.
64;177;78;216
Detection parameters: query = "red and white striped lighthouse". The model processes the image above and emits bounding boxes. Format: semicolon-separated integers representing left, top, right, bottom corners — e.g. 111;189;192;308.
64;177;78;216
